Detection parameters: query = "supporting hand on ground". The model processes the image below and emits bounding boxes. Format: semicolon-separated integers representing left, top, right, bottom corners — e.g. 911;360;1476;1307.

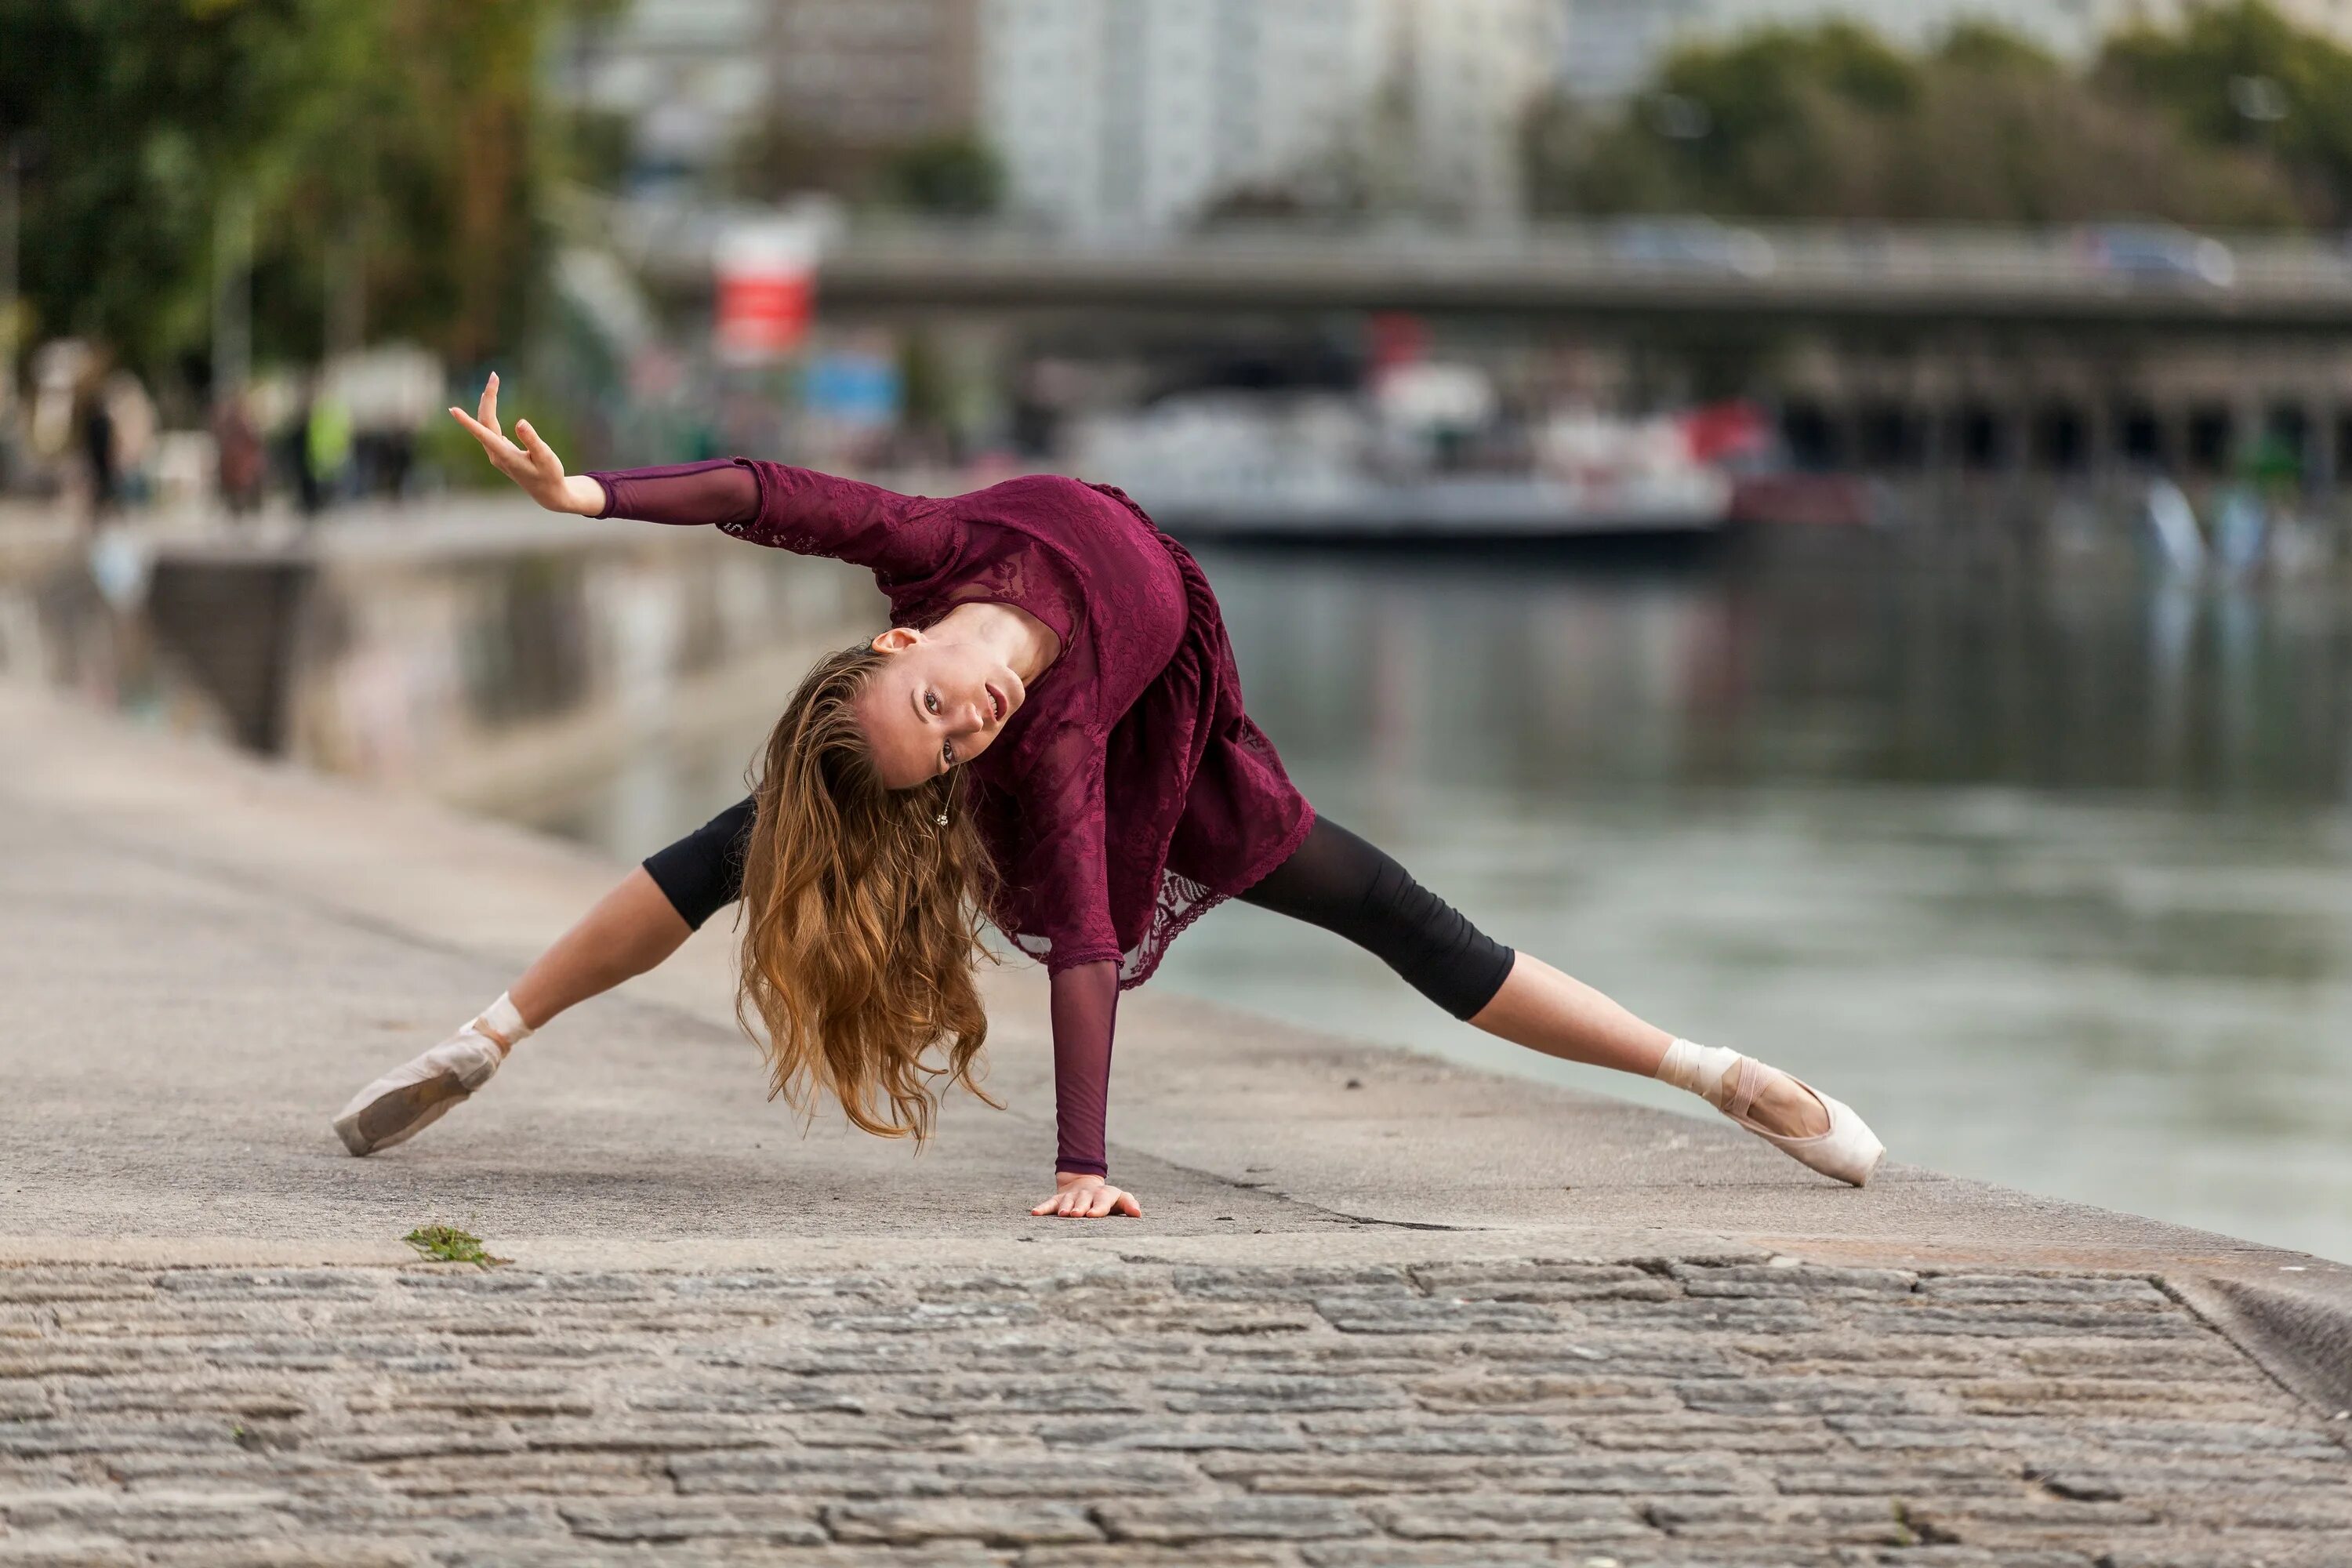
1031;1174;1142;1219
447;372;606;516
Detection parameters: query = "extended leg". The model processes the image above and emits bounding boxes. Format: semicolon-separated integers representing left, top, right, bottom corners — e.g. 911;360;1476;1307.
1238;818;1879;1183
332;797;754;1155
512;795;757;1027
1238;818;1668;1077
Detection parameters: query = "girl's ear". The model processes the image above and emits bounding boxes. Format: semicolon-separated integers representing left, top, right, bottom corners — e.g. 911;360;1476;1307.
870;626;923;655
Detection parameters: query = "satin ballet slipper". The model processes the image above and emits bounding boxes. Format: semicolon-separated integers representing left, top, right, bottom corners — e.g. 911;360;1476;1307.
332;1022;510;1156
1718;1057;1885;1188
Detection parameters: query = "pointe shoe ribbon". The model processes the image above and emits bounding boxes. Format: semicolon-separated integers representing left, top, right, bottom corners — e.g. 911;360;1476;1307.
332;1024;507;1156
1718;1058;1885;1188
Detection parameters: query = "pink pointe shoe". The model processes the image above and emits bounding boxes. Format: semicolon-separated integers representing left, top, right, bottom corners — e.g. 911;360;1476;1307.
1718;1057;1885;1187
332;1022;512;1156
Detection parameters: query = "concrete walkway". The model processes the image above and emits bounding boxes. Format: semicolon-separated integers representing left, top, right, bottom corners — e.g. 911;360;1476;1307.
3;684;2349;1566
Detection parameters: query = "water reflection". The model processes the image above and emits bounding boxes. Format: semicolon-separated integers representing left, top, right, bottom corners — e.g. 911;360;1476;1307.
524;537;2352;1262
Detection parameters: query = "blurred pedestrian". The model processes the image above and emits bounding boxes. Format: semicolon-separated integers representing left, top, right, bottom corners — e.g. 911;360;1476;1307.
212;393;266;517
75;370;114;525
305;387;353;511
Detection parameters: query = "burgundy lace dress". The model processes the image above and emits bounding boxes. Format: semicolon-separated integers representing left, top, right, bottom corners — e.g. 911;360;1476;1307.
590;459;1315;1178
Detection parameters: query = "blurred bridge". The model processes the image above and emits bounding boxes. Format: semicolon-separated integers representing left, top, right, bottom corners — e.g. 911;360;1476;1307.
633;216;2352;336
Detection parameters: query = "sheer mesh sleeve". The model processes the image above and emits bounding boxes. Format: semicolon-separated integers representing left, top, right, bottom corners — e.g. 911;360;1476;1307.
1049;960;1119;1178
589;461;759;528
590;458;958;584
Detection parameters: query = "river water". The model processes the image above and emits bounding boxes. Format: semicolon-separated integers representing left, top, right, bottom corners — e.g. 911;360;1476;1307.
526;535;2352;1262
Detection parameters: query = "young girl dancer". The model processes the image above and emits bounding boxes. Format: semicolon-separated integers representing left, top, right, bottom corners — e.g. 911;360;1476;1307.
334;376;1884;1218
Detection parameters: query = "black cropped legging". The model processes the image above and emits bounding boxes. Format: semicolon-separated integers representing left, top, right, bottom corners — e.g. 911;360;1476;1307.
644;800;1515;1021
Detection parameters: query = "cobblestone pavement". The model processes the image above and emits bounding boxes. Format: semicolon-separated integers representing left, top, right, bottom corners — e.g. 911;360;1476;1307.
2;1255;2347;1567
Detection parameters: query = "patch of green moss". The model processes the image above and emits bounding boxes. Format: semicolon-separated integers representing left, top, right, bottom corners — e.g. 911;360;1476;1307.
402;1225;508;1268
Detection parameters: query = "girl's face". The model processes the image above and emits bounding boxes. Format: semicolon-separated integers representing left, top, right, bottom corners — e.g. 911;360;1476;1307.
854;626;1026;789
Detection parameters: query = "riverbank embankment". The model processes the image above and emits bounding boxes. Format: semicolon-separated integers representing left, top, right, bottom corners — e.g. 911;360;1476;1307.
2;684;2349;1565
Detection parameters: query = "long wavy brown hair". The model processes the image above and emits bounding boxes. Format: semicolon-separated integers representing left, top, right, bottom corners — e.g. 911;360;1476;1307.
735;641;1000;1146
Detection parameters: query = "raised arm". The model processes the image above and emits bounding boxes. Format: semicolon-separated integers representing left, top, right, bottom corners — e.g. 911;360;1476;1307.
450;375;953;579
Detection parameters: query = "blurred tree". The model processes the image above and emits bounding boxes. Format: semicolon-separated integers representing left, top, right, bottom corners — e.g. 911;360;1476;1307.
726;116;1004;217
2099;1;2352;225
878;134;1003;216
0;0;603;386
1524;14;2305;228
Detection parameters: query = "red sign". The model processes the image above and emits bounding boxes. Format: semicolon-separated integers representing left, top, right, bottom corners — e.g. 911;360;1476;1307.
714;219;823;364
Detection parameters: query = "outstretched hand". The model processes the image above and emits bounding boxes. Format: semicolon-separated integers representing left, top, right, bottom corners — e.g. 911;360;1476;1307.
1031;1174;1142;1219
447;373;604;516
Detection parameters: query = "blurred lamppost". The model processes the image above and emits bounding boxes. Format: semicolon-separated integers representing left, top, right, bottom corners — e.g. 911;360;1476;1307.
212;191;253;409
2;139;21;406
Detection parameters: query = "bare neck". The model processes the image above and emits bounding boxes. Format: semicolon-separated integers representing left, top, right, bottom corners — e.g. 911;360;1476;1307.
933;599;1060;681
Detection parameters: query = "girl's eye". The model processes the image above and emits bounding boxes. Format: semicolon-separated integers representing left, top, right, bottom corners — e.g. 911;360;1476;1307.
924;691;940;714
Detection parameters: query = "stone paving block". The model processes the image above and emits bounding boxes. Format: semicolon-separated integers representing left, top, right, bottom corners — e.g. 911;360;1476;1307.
1851;1305;2203;1339
556;1496;826;1544
1577;1298;1825;1334
1581;1416;1838;1454
1673;1376;1944;1417
1312;1297;1565;1335
1096;1497;1373;1543
1412;1378;1679;1418
1363;1493;1650;1542
826;1500;1102;1547
1475;1456;1757;1496
1483;1337;1743;1381
1155;1374;1410;1414
2066;1416;2348;1460
1034;1417;1308;1453
1021;1547;1297;1568
1766;1459;2027;1497
1913;1275;2169;1306
1198;1451;1488;1496
0;1541;140;1568
1407;1261;1679;1304
670;1450;1201;1500
1298;1412;1579;1457
2090;1536;2352;1568
891;1376;1148;1417
1642;1493;1920;1545
815;1301;1044;1334
1173;1267;1412;1301
1301;1544;1557;1567
1947;1377;2268;1415
367;1450;662;1497
1668;1263;1918;1299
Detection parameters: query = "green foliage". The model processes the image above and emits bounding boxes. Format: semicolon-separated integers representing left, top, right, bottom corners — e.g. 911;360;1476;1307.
879;134;1004;216
727;117;1005;216
0;0;588;383
402;1225;507;1267
2100;1;2352;224
1524;6;2321;228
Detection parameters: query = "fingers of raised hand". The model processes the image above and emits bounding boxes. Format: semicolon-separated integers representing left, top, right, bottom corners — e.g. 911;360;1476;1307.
514;419;559;474
477;372;502;435
447;407;520;462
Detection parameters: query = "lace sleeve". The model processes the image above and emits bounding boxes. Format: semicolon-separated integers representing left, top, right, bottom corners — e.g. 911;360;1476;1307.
996;723;1121;975
588;460;759;527
730;460;957;583
1049;960;1120;1178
